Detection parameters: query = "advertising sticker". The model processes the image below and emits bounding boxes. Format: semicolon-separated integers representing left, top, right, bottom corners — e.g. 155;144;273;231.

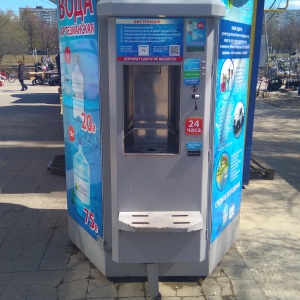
185;18;207;47
58;0;103;239
211;0;253;243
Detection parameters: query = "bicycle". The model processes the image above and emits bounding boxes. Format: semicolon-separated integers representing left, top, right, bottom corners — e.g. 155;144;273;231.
0;70;16;83
257;75;269;98
257;63;285;97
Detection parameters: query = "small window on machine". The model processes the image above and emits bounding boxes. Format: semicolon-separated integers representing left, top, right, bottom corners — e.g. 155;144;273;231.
123;64;181;154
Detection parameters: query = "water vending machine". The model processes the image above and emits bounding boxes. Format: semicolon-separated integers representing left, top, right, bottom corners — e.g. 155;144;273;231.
61;0;254;297
96;0;225;272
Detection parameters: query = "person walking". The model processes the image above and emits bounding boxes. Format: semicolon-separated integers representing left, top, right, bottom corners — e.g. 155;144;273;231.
18;61;28;91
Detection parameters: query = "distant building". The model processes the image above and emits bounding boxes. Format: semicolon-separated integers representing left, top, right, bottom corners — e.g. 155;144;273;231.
19;6;57;26
265;9;300;29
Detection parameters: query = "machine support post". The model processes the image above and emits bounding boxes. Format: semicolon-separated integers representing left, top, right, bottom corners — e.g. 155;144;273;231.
146;263;160;299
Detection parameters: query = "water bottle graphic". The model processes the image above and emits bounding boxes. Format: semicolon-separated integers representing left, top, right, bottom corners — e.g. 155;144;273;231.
192;22;198;40
72;54;84;120
73;145;90;218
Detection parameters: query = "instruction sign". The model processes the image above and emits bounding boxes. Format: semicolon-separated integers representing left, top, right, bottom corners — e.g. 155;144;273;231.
116;18;184;62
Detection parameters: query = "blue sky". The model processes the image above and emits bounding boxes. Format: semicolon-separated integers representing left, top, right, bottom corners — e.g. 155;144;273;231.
265;0;300;10
1;0;300;15
0;0;56;15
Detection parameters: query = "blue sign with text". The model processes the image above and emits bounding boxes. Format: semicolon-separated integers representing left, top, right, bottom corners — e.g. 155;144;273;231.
116;18;184;62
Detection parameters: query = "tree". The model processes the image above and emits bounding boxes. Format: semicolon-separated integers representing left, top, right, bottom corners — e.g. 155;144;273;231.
47;24;59;54
19;8;59;56
35;20;59;55
0;10;27;64
265;16;280;53
19;8;40;54
264;12;300;54
278;20;299;53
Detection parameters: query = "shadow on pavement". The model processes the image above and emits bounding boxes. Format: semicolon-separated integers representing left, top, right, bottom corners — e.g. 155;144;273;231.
0;92;65;194
251;97;300;191
10;93;60;105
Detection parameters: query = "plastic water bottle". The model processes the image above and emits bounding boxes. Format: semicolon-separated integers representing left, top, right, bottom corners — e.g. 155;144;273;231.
73;145;90;218
72;54;84;120
192;22;198;40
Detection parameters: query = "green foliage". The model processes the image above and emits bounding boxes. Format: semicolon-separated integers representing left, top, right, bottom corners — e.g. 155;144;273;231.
0;10;27;62
266;15;300;53
0;9;58;65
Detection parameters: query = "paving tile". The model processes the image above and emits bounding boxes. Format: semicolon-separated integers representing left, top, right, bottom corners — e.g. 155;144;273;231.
44;246;70;258
121;298;148;300
33;270;66;287
8;271;36;286
118;282;145;297
219;247;245;267
208;266;223;278
66;258;93;270
221;265;254;281
12;258;41;272
48;229;70;247
19;246;47;259
0;272;13;287
38;257;69;271
201;277;223;297
0;286;30;300
215;277;233;296
85;296;115;300
182;297;206;300
63;269;91;282
0;240;23;259
157;282;177;297
89;268;110;283
0;259;13;272
58;279;89;300
87;281;117;299
0;210;20;228
230;279;266;300
26;285;58;300
175;282;202;297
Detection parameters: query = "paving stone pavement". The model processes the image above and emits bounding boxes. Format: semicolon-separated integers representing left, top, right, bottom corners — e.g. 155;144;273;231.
0;81;299;299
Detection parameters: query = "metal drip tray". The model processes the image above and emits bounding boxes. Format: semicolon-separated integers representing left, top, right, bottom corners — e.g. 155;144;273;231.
139;146;165;153
131;144;170;154
124;128;179;154
118;211;203;232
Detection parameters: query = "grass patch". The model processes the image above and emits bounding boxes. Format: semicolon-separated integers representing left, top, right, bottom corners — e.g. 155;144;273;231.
1;55;56;67
1;54;57;75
